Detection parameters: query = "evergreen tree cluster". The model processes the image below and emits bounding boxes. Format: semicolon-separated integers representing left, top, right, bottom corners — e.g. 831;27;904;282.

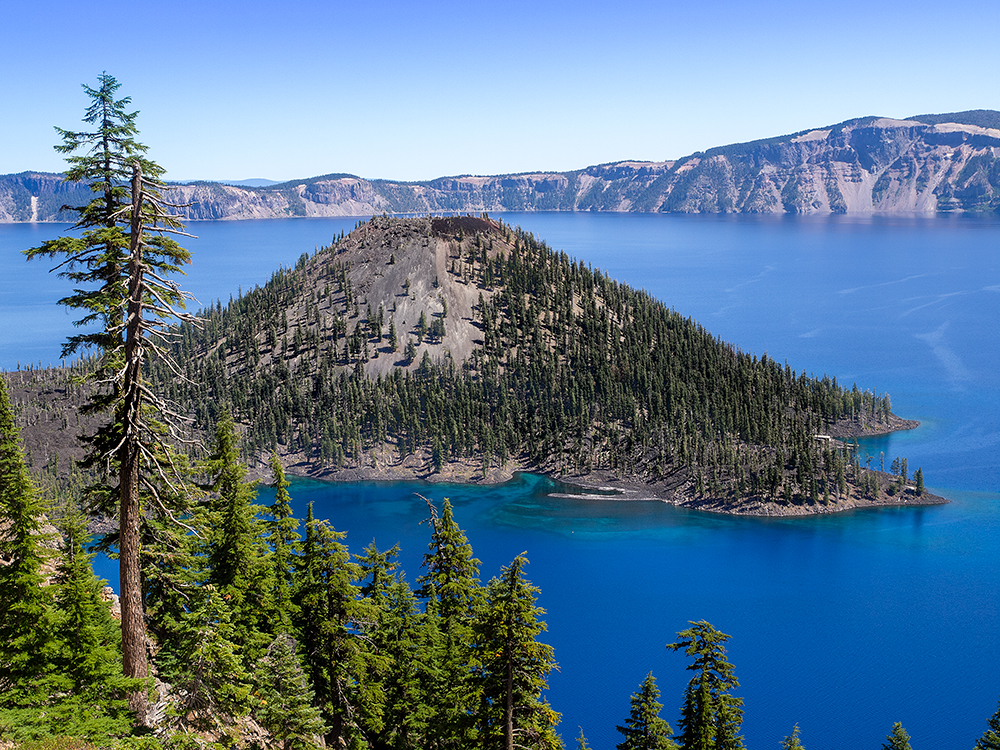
3;374;998;749
1;375;138;740
157;215;914;508
3;376;562;747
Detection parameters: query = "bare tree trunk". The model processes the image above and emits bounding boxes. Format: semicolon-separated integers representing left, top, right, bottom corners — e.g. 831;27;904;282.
120;440;146;721
121;161;148;723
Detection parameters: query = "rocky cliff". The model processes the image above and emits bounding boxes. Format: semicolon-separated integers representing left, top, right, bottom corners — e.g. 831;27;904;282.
5;110;999;220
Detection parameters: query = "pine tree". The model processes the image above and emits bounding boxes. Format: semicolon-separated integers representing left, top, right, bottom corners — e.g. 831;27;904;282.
357;544;432;750
165;585;253;732
882;722;912;750
202;410;272;663
616;672;678;750
417;497;483;748
0;376;60;739
474;554;561;750
780;725;805;750
25;73;197;723
254;633;326;750
975;699;1000;750
47;514;138;739
667;621;745;750
294;503;373;749
139;507;204;684
418;311;428;341
267;453;300;632
417;498;482;622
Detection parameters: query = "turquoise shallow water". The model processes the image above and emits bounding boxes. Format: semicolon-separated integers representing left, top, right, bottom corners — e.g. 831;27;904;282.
5;213;999;749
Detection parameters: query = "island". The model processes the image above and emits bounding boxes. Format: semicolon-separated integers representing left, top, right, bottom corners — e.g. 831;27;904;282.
10;215;946;516
142;215;946;515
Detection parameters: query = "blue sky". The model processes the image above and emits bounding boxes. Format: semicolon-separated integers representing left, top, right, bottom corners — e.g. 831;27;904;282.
4;0;998;183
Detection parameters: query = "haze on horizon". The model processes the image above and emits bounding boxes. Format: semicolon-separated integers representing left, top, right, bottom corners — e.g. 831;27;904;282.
3;0;998;184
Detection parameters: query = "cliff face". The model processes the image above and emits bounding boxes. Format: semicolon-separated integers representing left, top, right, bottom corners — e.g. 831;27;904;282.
658;117;1000;213
0;172;90;222
5;112;999;220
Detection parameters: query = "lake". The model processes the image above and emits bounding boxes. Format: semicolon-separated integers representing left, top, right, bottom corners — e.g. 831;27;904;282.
2;213;998;749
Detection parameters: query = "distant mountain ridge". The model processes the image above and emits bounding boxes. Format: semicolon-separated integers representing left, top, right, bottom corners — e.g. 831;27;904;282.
3;110;999;221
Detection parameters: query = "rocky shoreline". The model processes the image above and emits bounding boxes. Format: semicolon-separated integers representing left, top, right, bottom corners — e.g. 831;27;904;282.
269;418;949;518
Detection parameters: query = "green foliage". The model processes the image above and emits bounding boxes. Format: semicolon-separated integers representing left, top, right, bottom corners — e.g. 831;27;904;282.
0;376;61;740
0;388;137;740
294;504;374;749
975;698;1000;750
266;453;300;632
254;633;326;750
616;673;678;750
357;543;433;749
881;722;912;750
780;725;805;750
202;411;272;663
417;498;481;621
164;586;253;733
47;515;139;739
474;554;561;750
140;500;205;678
667;621;744;750
25;72;168;358
413;498;483;748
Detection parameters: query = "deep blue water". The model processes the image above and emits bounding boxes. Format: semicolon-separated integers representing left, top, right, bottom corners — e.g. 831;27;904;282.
3;213;999;749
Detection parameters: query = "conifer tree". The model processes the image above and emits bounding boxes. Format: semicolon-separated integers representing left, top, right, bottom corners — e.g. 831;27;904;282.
294;503;374;749
47;514;137;739
202;410;272;663
0;376;60;738
418;498;482;623
881;722;912;750
166;585;253;732
616;672;678;750
474;554;561;750
667;621;745;750
140;501;205;677
255;633;326;750
417;497;483;748
780;725;805;750
267;452;300;632
25;73;197;722
357;544;433;750
976;700;1000;750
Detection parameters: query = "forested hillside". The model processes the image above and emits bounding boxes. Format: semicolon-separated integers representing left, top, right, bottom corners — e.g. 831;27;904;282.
155;215;935;513
5;371;979;748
